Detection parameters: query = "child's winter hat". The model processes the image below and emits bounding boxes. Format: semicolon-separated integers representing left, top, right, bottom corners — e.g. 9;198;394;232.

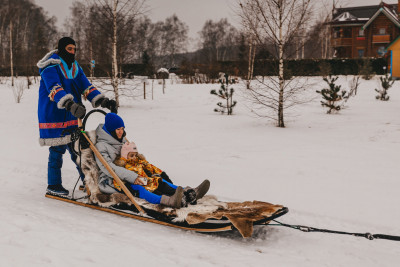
121;142;138;159
103;112;125;134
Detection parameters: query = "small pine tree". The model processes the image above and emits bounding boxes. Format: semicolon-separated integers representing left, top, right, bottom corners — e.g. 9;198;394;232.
375;74;394;101
316;76;347;114
210;73;237;115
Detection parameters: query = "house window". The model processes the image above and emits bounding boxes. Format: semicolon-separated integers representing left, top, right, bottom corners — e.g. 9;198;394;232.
334;31;340;38
333;27;341;38
379;28;386;35
377;46;386;56
343;27;352;38
358;49;365;57
359;29;364;36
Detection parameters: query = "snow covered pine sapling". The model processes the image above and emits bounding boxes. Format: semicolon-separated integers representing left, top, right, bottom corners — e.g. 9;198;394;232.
316;76;347;114
210;74;237;115
375;74;394;101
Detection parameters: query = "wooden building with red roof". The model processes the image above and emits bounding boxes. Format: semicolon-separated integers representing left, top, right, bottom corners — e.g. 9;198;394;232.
330;1;400;58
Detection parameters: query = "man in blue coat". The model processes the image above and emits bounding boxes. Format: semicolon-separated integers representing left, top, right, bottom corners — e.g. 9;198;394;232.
37;37;116;195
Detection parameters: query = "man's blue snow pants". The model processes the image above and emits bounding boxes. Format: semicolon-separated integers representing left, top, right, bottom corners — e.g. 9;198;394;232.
48;143;85;185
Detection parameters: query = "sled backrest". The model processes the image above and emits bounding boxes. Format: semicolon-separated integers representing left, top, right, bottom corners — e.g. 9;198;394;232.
75;130;132;207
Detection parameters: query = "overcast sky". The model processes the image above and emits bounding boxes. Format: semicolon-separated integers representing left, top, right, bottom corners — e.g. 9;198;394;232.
33;0;394;39
34;0;239;39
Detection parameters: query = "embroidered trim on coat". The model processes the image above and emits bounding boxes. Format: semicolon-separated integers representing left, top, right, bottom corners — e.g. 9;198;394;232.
59;63;68;78
39;120;78;129
82;85;97;100
48;84;64;101
72;63;77;77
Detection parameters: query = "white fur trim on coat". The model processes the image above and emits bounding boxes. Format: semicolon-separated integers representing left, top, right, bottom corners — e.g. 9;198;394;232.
39;135;72;147
37;49;61;69
57;94;74;109
91;93;105;108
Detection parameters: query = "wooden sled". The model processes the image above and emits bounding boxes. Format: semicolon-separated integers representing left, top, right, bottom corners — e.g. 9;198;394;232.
48;111;289;238
45;192;289;236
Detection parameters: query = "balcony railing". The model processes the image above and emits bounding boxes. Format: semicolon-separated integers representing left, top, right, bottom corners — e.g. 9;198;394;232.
332;38;352;47
372;34;391;43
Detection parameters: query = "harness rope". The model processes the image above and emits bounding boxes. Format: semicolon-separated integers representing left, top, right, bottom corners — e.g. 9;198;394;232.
65;110;400;242
71;128;85;199
270;219;400;241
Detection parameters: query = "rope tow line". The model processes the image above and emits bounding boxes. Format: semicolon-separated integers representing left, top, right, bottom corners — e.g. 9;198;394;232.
270;220;400;241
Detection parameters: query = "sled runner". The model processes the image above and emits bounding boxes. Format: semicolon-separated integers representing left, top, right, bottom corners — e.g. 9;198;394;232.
45;192;289;236
46;110;288;238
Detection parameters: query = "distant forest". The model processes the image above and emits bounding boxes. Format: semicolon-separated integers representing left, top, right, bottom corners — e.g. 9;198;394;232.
0;0;353;78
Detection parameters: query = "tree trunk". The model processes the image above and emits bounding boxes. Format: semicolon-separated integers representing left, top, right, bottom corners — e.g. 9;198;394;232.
226;77;230;115
0;16;4;68
322;23;329;59
162;78;165;93
278;0;285;128
152;79;154;100
246;40;252;89
247;37;256;89
90;40;94;82
250;41;256;79
10;20;14;87
143;82;146;99
112;0;119;106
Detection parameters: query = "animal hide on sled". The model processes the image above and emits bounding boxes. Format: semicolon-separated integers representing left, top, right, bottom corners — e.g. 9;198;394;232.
76;131;284;237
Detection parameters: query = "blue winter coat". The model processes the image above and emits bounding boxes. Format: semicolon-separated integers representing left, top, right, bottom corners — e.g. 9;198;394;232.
37;50;104;146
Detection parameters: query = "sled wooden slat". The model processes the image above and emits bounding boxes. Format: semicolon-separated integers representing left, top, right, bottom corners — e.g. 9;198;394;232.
45;194;233;233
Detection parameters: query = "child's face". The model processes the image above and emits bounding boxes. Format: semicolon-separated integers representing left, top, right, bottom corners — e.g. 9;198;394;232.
127;152;138;160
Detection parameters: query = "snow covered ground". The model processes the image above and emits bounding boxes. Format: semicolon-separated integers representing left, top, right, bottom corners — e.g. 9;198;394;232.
0;76;399;266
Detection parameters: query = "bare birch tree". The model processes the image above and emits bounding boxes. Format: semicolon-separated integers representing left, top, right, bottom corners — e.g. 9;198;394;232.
247;36;256;87
111;0;119;104
8;0;14;86
237;10;258;88
319;1;335;59
238;0;313;127
199;19;239;63
311;0;344;59
9;19;13;86
84;0;146;106
161;14;188;67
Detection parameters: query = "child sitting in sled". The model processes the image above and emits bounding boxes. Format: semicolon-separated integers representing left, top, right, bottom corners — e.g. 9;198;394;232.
114;141;209;207
95;113;210;209
116;142;173;184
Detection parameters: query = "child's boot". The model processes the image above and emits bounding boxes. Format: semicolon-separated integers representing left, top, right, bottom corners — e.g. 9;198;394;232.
160;186;183;208
194;179;210;200
183;187;197;205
